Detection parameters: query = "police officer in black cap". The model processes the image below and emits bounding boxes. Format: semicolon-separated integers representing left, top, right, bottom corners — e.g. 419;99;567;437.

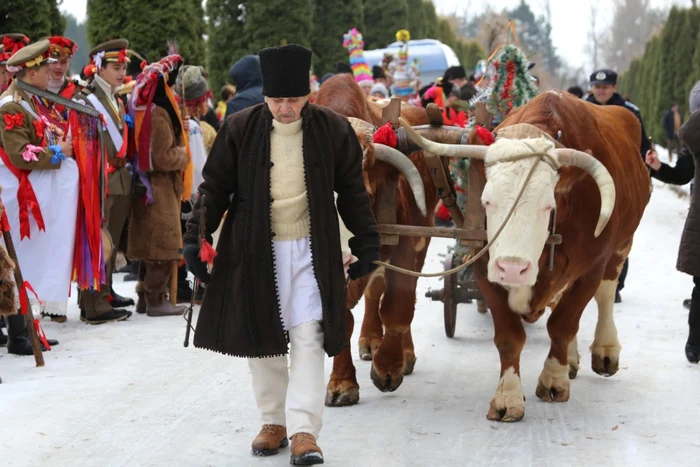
586;68;651;304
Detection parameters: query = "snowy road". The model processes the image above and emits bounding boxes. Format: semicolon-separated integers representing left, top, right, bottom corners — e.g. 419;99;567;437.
2;180;700;467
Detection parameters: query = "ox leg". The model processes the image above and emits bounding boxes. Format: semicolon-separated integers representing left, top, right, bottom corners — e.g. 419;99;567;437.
370;243;419;393
358;268;385;361
487;306;527;422
326;308;360;407
567;337;580;379
537;274;601;403
400;236;431;376
590;279;621;376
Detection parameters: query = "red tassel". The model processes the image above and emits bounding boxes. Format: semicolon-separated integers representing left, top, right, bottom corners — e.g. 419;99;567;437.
34;319;50;350
373;122;397;148
475;125;495;146
436;202;451;222
200;239;217;265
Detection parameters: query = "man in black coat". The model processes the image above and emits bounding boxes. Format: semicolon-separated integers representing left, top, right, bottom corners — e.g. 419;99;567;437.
184;44;379;465
587;68;651;303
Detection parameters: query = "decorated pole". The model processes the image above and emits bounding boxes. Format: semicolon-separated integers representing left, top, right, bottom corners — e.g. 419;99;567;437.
0;198;44;367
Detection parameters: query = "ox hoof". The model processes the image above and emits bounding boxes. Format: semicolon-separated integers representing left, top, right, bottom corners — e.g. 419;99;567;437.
403;356;416;376
370;364;404;393
591;353;619;377
535;381;570;402
325;379;360;407
358;337;381;362
486;400;525;423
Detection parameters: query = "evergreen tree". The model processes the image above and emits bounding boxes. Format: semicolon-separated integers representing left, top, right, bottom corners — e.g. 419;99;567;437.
245;0;313;52
680;8;700;115
86;0;128;47
48;0;67;36
310;0;364;76
437;18;457;49
205;0;252;95
406;0;426;39
507;0;560;74
64;13;89;74
688;24;700;104
88;0;205;65
363;0;408;50
458;39;485;70
0;0;51;41
652;7;684;145
420;0;439;39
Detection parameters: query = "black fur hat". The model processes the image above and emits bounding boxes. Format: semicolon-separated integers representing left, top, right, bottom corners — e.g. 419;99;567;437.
259;44;312;98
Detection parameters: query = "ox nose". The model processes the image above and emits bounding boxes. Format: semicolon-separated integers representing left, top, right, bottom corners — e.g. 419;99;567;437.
495;259;531;285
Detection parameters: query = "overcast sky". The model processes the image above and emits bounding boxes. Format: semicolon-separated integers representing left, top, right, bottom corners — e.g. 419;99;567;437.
60;0;685;71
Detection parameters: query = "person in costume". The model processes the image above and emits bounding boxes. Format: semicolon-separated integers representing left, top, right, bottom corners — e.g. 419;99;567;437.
72;39;135;324
0;34;31;93
0;39;75;354
127;55;189;317
183;44;380;465
174;64;212;303
45;36;81;116
389;30;420;104
343;28;374;97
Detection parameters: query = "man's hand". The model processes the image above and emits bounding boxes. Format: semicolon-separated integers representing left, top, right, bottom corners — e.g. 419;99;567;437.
184;242;211;283
645;149;661;171
59;140;74;158
348;250;380;280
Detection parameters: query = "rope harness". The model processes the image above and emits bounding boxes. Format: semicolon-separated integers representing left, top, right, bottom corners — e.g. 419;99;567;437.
371;149;559;278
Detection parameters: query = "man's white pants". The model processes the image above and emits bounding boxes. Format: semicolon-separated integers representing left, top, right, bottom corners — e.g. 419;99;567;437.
248;320;325;440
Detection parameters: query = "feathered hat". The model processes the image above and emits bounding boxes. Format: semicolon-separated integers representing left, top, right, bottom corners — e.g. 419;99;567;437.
343;28;373;87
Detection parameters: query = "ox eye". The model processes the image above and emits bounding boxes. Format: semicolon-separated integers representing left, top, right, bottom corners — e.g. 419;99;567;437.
482;199;492;208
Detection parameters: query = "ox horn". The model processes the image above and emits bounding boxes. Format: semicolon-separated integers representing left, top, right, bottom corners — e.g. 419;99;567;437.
555;148;616;238
373;143;427;217
399;118;488;159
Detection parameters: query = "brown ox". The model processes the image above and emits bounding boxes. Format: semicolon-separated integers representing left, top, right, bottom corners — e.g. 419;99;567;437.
315;74;439;406
404;90;650;421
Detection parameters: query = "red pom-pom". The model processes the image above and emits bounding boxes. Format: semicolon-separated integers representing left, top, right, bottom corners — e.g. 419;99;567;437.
199;239;218;265
436;202;451;222
373;122;397;148
475;125;495;146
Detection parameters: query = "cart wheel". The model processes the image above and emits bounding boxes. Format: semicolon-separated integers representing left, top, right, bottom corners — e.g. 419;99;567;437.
443;254;458;338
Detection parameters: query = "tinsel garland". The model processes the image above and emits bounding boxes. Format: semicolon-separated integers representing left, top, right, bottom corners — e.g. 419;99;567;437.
448;44;539;218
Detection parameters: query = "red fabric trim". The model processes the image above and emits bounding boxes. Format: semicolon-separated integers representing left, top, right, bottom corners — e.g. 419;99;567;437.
475;125;495;146
4;113;23;130
0;147;46;239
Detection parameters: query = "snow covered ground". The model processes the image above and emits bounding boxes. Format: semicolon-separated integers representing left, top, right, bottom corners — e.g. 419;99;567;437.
2;181;700;467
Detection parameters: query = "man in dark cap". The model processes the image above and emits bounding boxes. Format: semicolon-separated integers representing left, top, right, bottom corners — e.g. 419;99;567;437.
184;43;380;465
586;68;651;304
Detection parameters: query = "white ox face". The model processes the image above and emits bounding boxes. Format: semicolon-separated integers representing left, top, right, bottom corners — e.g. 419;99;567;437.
481;138;559;288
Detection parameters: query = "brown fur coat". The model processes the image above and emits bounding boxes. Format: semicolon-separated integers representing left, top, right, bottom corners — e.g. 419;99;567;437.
127;106;189;261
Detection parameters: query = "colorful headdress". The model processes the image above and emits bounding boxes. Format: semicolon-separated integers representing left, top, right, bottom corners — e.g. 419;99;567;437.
343;28;373;85
0;34;30;65
390;29;419;97
129;54;193;203
48;36;78;59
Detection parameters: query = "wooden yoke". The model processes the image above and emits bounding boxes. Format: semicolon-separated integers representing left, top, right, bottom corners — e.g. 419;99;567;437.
422;103;465;228
376;98;402;246
462;103;491;252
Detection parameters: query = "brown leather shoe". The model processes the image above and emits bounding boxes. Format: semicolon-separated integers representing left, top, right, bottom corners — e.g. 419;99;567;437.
251;424;288;456
290;433;324;465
